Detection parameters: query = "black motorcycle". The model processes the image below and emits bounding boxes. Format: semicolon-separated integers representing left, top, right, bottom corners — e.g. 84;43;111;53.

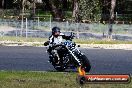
44;36;91;72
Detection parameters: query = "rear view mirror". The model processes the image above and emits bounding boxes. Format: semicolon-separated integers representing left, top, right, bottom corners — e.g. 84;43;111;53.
78;45;81;47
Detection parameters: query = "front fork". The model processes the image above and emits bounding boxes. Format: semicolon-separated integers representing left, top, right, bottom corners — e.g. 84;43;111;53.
67;47;81;66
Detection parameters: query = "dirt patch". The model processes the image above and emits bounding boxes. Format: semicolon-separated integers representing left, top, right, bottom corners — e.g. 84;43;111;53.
0;26;16;32
0;41;132;50
80;44;132;50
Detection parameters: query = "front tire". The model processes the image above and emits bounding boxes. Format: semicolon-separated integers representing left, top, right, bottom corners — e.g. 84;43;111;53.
81;55;91;72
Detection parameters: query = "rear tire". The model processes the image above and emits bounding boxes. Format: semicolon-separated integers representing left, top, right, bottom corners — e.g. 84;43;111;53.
54;65;66;72
52;58;66;72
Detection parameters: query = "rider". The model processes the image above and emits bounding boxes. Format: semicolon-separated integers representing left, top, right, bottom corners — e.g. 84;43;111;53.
49;26;72;45
44;26;74;63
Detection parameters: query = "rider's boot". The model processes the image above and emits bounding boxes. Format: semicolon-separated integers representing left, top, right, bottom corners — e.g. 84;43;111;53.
48;55;53;63
54;55;60;64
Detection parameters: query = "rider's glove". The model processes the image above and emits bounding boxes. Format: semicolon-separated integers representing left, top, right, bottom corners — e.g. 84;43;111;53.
44;41;49;46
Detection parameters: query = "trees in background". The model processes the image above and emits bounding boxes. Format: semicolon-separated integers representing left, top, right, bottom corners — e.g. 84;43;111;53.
13;0;34;10
0;0;131;22
42;0;102;22
79;0;101;22
0;0;4;8
72;0;79;22
0;0;13;9
42;0;65;21
108;0;116;39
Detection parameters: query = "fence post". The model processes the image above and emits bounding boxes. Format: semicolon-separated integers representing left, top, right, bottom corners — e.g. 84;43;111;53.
15;18;18;37
21;17;23;37
77;22;80;39
26;18;28;38
66;20;69;31
37;17;39;28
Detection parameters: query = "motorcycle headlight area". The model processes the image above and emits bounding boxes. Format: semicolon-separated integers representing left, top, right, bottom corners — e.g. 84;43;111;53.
63;41;75;48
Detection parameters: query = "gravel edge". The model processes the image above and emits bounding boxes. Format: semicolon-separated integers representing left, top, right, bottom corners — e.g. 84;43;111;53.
0;41;132;50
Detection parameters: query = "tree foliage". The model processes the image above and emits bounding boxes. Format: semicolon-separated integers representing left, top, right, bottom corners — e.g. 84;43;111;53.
42;0;67;20
13;0;34;10
79;0;101;21
0;0;131;21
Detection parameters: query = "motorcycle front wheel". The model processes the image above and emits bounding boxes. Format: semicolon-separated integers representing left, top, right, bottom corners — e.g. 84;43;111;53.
81;55;91;72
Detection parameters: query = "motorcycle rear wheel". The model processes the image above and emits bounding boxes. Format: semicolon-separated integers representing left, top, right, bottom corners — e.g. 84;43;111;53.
54;64;66;71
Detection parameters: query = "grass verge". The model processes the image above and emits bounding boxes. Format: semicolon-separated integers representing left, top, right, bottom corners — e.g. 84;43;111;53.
0;36;132;44
0;36;47;42
0;71;132;88
73;39;132;44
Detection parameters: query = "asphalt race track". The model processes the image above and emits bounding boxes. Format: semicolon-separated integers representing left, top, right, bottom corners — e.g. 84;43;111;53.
0;46;132;74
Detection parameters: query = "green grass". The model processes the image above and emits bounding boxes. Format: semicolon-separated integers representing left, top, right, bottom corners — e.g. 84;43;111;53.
0;71;132;88
37;11;51;16
0;36;48;42
0;36;132;45
74;39;132;44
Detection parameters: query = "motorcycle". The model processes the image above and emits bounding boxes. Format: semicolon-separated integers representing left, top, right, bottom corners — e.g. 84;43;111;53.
44;33;91;72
